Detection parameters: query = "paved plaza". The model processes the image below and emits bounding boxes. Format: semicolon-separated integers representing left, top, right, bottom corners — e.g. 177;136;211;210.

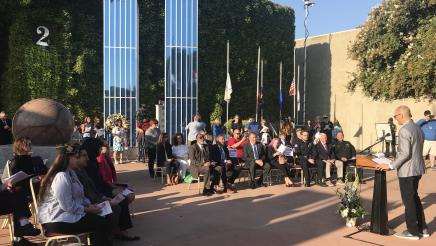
2;162;434;246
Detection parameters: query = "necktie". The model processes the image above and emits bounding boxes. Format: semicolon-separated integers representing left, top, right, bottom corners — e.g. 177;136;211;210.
219;146;225;163
253;144;259;160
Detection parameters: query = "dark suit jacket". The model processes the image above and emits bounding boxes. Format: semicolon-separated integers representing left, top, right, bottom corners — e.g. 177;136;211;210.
333;140;356;160
312;142;335;161
156;142;173;166
243;141;266;167
210;143;230;165
0;119;13;145
188;143;210;178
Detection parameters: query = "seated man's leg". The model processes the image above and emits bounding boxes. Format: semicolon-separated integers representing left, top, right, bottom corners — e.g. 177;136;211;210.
249;162;256;182
220;164;228;188
335;160;344;181
300;158;311;185
199;166;211;190
211;165;223;188
261;162;271;185
315;160;325;184
227;164;241;185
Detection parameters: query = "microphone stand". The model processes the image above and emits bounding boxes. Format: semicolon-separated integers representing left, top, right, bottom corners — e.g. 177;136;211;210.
359;136;386;155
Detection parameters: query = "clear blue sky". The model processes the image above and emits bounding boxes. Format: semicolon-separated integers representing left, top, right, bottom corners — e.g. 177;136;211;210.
271;0;382;39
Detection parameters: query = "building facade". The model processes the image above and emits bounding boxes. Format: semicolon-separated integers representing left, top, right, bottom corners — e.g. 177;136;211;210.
294;29;433;151
103;0;139;146
165;0;199;140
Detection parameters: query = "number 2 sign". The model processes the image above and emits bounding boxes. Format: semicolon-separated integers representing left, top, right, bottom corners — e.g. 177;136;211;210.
36;26;49;46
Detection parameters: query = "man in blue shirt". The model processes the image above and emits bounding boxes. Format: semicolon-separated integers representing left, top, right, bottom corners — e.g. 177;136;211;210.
416;110;436;170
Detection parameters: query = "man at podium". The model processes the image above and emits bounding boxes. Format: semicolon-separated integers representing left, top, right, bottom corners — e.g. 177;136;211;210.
376;105;429;240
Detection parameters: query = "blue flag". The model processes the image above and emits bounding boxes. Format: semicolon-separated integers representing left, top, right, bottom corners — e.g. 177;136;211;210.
279;89;283;110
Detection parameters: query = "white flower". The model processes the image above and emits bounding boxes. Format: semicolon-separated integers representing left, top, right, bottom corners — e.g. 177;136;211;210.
341;209;349;218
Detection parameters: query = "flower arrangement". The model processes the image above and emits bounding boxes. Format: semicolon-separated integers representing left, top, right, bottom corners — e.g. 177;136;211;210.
105;114;129;132
336;174;368;227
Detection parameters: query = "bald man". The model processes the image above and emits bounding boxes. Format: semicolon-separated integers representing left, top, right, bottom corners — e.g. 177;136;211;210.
377;106;429;240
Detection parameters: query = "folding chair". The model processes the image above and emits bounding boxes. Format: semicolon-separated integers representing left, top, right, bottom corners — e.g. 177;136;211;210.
29;178;91;246
153;167;165;184
0;214;14;242
187;174;204;195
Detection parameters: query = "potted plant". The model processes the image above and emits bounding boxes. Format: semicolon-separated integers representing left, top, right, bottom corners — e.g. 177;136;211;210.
336;174;368;227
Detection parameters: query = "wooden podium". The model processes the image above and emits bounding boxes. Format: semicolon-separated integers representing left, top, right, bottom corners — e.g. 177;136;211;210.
356;155;390;235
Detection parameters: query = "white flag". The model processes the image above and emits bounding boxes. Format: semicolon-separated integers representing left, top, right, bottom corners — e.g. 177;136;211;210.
224;73;232;103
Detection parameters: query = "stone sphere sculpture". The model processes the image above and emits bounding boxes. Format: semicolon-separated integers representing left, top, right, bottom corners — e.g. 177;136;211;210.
12;98;74;145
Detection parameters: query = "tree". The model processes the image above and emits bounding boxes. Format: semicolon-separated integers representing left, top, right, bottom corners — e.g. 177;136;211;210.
348;0;436;100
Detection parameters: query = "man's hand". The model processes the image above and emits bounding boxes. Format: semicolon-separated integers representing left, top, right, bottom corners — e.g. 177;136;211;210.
85;204;102;214
376;164;391;171
203;162;210;167
1;181;13;192
308;159;315;164
255;160;264;167
341;157;347;161
351;157;356;160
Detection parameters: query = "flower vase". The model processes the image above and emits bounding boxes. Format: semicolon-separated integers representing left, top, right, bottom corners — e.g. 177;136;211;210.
346;217;357;227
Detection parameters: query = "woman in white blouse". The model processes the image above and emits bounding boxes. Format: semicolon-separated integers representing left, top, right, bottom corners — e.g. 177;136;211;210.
38;144;113;246
172;133;189;180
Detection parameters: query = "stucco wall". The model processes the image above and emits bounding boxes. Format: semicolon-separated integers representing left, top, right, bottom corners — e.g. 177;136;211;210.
294;29;435;151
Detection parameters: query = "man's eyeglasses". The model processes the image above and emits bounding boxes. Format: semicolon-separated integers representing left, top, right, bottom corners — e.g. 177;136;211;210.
393;113;401;119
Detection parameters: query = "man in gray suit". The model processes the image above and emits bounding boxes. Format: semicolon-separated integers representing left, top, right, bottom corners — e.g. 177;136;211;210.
377;105;429;240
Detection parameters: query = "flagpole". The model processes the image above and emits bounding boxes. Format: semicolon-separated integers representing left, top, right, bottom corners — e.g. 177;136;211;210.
226;40;230;135
256;47;260;122
293;47;296;123
260;59;264;121
279;62;282;128
296;65;300;125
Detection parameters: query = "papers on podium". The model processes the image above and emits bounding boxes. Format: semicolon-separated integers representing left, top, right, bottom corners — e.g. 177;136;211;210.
2;171;31;185
372;153;392;165
97;201;112;217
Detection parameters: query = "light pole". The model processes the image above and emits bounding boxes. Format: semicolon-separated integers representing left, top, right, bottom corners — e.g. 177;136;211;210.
302;0;315;125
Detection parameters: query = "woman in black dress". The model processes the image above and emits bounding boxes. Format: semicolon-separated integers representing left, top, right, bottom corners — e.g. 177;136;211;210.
266;138;294;187
156;133;179;185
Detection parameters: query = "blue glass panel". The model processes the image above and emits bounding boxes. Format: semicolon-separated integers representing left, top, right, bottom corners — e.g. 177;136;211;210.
131;49;136;96
121;0;126;47
104;48;109;97
109;0;114;46
171;0;177;45
181;48;187;98
165;47;171;96
193;0;198;46
109;48;115;97
192;49;198;97
187;0;192;46
171;98;177;139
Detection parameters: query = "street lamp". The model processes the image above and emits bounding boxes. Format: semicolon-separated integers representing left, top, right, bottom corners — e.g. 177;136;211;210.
302;0;314;124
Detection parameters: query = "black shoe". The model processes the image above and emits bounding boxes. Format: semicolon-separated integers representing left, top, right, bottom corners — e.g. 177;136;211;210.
14;224;40;237
13;238;38;246
202;189;213;196
317;182;328;187
250;181;256;189
256;178;263;186
304;183;311;187
228;183;237;193
261;182;268;187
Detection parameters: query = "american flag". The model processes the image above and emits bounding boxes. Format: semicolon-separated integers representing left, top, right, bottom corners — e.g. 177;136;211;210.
289;80;295;96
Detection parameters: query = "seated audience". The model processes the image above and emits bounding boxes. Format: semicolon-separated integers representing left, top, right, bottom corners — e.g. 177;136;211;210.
243;133;271;189
80;145;138;241
38;144;113;246
333;131;363;182
279;131;289;146
96;144;117;188
156;133;179;185
172;133;189;180
210;134;240;193
0;180;40;246
9;137;48;196
227;128;247;162
189;133;222;196
294;130;321;187
266;138;294;187
312;133;343;187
